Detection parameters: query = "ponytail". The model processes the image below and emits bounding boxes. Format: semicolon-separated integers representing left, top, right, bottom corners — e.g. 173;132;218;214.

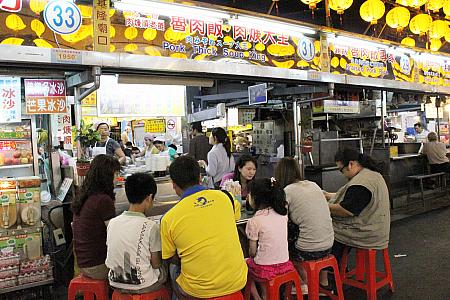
211;127;231;158
248;178;287;216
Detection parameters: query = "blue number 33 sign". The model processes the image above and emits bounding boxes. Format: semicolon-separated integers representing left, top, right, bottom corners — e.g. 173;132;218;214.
44;0;82;35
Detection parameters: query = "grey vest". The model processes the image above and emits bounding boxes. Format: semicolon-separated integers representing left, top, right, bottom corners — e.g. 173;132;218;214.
331;168;390;249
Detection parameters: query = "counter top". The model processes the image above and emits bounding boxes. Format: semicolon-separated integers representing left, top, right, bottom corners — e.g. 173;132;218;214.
390;154;422;160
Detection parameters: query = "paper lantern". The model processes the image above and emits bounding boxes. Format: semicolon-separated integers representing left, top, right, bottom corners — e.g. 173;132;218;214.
5;14;26;31
360;0;385;24
406;0;427;8
1;38;24;45
33;39;53;48
401;36;416;46
446;29;450;42
428;38;442;51
31;19;45;37
386;7;410;31
409;14;432;35
110;26;116;39
396;0;409;5
427;0;444;12
329;0;353;14
78;5;92;18
143;28;157;41
444;0;450;19
429;20;448;39
124;27;138;40
30;0;48;15
300;0;323;10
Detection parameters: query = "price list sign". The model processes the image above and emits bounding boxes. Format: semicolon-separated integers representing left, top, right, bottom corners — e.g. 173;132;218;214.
0;77;21;123
24;79;67;114
144;119;166;133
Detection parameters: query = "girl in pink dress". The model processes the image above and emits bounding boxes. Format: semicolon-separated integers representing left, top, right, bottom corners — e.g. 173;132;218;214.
246;178;295;300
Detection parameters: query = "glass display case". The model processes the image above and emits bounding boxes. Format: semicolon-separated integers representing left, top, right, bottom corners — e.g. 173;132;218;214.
0;120;36;177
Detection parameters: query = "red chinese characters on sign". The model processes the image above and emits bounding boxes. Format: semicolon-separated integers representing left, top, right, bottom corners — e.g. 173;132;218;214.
248;29;262;43
57;113;72;149
233;26;247;40
190;19;205;35
125;17;165;30
170;16;186;32
207;23;223;38
24;79;67;114
0;141;16;151
0;0;22;12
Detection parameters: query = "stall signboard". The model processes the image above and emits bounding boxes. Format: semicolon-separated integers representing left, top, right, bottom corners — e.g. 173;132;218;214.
82;92;97;106
93;0;110;52
329;42;415;82
97;75;185;117
144;119;166;133
57;113;72;150
0;2;321;72
0;77;21;123
24;79;67;114
322;100;360;114
415;57;449;86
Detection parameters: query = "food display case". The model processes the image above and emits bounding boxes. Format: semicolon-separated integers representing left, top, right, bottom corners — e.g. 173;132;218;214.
0;120;38;178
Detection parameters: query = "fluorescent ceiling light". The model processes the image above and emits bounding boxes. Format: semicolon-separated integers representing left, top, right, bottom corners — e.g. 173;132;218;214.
228;15;316;36
330;35;388;49
113;0;230;22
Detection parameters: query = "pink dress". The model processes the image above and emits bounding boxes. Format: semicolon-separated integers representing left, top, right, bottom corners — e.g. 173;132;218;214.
245;208;294;280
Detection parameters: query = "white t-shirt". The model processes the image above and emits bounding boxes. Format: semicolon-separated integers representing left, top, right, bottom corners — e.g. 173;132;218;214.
285;181;334;252
106;211;161;291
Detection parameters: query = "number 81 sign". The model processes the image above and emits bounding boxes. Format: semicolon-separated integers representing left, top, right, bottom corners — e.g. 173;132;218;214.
298;37;315;62
44;0;82;35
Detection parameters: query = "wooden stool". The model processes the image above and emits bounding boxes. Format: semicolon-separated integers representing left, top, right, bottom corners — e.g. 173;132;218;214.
340;247;394;300
244;269;303;300
294;255;344;300
112;286;170;300
67;275;109;300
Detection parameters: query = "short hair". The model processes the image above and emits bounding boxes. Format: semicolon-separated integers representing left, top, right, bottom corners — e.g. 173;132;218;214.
414;122;422;128
168;144;177;151
96;122;109;130
427;132;438;141
125;141;133;147
131;147;140;152
125;173;157;204
191;122;203;133
169;156;200;190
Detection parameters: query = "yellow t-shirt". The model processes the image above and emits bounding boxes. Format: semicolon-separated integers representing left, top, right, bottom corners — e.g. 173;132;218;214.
161;188;247;298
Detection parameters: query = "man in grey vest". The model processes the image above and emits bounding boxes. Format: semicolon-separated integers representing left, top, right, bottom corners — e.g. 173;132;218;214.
324;148;390;265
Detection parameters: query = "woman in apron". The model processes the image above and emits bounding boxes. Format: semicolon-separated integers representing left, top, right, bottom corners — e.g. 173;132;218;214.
93;123;126;165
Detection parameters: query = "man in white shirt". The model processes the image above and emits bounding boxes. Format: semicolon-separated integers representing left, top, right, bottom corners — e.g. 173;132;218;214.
414;122;429;143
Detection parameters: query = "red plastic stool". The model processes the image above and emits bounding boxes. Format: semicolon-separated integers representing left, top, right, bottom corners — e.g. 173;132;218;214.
112;286;170;300
340;247;394;300
294;255;344;300
244;269;303;300
204;290;244;300
67;274;109;300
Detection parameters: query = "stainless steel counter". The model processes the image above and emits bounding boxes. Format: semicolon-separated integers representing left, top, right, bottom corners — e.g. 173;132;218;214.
390;154;421;160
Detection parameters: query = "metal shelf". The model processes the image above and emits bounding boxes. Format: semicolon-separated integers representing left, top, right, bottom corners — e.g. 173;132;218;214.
0;164;33;169
0;138;31;141
0;278;53;294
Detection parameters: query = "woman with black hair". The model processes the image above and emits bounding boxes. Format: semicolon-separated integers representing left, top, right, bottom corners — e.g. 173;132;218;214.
325;148;390;265
198;127;235;188
220;155;257;199
93;122;126;165
72;154;121;279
